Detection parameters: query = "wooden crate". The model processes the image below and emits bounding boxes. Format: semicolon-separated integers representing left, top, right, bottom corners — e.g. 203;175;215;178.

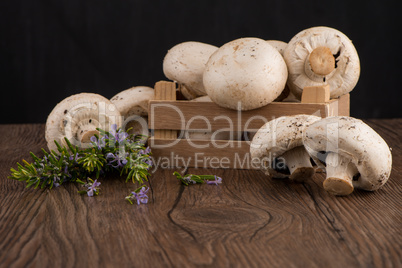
148;81;349;169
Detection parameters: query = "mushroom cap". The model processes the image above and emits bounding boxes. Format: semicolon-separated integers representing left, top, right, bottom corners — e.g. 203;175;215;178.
179;85;204;100
110;86;154;117
191;95;212;102
283;26;360;99
250;114;321;178
45;93;121;152
110;86;154;135
266;40;287;56
203;37;288;111
302;116;392;191
266;40;290;102
163;41;218;96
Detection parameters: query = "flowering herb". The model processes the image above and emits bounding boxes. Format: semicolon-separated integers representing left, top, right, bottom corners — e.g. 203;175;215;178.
206;176;223;185
173;172;223;186
8;125;153;200
125;185;150;205
77;178;101;197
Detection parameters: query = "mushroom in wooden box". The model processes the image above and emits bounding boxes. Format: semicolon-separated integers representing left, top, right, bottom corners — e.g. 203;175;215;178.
203;37;288;111
283;26;360;100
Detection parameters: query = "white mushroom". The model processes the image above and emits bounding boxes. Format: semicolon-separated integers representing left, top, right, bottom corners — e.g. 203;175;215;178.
178;84;199;100
163;41;218;98
283;26;360;99
303;116;392;195
189;95;211;102
266;40;287;55
250;115;321;181
203;37;288;111
45;93;121;152
110;86;154;135
265;40;291;102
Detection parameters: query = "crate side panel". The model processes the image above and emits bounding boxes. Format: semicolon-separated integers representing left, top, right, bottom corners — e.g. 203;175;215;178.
338;94;350;116
148;101;329;131
327;94;350;117
149;138;256;170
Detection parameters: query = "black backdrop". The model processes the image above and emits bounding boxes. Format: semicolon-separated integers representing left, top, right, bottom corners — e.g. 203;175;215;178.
1;0;400;123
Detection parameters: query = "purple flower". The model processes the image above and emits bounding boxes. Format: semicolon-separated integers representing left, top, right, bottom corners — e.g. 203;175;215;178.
106;152;128;168
127;186;149;205
144;158;153;166
86;179;101;197
53;176;61;187
69;153;81;162
110;124;129;143
139;147;151;155
137;186;149;204
183;175;196;184
90;136;106;150
206;176;222;186
62;164;72;180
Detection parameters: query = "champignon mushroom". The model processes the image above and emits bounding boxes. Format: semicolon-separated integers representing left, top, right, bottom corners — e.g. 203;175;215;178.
267;40;287;55
283;26;360;99
45;93;121;152
163;41;218;98
302;116;392;195
179;85;199;100
189;95;211;102
110;86;154;135
203;37;288;111
250;114;321;181
265;40;291;102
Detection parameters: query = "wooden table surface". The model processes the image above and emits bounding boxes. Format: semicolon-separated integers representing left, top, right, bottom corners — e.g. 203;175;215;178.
0;119;401;268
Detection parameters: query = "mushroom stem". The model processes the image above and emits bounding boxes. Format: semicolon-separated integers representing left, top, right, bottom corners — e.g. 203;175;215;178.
280;146;315;182
78;124;99;144
308;46;335;76
323;152;358;195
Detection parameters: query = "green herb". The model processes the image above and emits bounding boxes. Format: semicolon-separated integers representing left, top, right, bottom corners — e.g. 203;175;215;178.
125;185;150;205
9;124;153;195
173;171;222;186
77;178;101;196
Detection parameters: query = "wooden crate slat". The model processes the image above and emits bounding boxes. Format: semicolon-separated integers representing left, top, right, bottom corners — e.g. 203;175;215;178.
147;81;350;169
337;94;350;116
149;137;255;169
301;85;330;103
149;100;334;131
153;81;177;139
327;94;350;117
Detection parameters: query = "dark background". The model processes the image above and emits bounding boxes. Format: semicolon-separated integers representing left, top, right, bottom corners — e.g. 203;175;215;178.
1;0;400;124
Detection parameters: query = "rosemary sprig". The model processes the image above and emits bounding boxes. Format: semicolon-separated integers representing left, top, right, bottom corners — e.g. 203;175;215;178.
173;171;222;186
9;124;153;192
125;185;149;205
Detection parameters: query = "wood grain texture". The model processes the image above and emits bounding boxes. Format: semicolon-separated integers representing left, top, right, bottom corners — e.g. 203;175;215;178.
148;81;350;132
153;81;177;139
301;85;330;103
149;100;341;131
149;137;255;169
0;121;401;267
